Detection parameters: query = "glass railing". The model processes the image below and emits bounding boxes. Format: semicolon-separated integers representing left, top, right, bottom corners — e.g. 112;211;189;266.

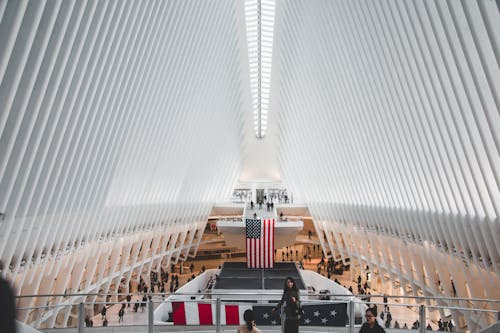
15;293;499;332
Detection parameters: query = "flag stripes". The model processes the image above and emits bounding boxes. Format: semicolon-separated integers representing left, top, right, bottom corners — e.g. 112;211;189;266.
172;302;252;325
246;218;275;268
172;302;214;325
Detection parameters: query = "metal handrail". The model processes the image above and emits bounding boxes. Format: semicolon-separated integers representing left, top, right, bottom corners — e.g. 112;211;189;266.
14;293;500;333
16;292;500;303
40;298;494;315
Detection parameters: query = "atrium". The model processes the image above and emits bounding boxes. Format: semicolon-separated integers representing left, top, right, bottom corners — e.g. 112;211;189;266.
0;0;498;331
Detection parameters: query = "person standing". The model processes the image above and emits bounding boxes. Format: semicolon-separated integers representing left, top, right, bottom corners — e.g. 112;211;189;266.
126;294;132;307
237;309;262;333
273;277;301;333
359;308;386;333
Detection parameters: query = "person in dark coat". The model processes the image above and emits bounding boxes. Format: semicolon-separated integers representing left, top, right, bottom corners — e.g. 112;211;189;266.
0;272;16;333
273;277;301;333
385;308;392;328
359;308;385;333
100;306;107;320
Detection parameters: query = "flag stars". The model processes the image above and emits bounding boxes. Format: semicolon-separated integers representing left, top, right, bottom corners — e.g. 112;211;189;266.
271;320;277;325
263;313;269;319
245;218;261;238
293;305;346;326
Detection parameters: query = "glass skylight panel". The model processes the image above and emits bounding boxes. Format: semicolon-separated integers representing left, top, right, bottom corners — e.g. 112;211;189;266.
245;0;275;138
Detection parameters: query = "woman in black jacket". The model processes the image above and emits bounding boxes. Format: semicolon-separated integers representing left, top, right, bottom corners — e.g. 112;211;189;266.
273;277;300;333
359;308;386;333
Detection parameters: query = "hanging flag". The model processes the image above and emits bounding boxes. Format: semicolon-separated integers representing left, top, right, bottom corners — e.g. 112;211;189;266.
300;303;348;327
245;218;275;268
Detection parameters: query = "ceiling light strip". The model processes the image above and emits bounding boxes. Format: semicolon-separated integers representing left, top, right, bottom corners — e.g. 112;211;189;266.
245;0;275;138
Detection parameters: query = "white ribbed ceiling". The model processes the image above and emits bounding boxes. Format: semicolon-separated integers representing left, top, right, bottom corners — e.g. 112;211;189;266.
0;0;247;271
272;0;500;297
0;0;499;321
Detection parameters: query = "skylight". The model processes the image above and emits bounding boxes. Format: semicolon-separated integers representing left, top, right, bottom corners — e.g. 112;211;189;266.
245;0;275;139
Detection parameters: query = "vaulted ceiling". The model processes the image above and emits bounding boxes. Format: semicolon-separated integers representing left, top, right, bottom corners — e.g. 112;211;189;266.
0;0;499;327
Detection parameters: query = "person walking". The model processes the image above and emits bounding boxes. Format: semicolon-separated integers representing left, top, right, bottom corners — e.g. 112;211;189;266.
118;303;125;323
100;306;107;320
237;309;262;333
273;277;301;333
385;308;392;328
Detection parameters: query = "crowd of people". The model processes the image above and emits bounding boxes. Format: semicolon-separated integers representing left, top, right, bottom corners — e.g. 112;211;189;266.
83;264;201;327
2;244;461;332
303;257;453;332
250;199;275;212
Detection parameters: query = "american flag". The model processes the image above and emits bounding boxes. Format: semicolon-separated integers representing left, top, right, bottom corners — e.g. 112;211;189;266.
170;302;349;327
245;218;275;268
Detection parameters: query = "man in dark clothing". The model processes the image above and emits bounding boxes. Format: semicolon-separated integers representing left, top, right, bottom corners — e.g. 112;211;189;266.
0;274;16;333
385;308;392;328
101;306;107;320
